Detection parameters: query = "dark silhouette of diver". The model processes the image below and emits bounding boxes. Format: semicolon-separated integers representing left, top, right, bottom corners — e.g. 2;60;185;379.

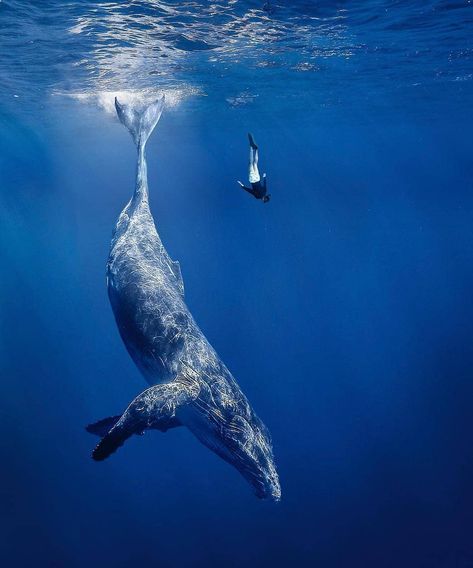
237;133;271;203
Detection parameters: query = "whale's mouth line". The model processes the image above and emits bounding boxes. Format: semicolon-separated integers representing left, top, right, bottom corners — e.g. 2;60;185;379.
238;459;280;500
253;478;281;501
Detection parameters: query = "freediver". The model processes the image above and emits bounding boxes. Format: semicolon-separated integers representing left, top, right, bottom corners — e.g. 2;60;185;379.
237;133;271;203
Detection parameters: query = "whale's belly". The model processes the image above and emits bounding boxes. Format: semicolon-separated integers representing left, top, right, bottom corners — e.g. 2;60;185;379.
107;246;189;385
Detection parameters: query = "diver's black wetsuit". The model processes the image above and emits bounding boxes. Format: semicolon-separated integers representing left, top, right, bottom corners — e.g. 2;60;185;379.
241;178;268;200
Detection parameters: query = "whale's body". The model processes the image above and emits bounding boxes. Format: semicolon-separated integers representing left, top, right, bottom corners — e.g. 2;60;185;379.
89;97;280;501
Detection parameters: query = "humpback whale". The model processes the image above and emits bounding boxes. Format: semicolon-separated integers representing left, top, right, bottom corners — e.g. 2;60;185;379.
87;96;281;501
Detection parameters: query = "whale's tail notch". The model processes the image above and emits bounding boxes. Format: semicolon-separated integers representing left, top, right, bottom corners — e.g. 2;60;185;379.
115;95;165;150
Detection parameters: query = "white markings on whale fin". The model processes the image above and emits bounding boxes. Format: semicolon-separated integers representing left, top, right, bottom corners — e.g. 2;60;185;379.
91;378;199;461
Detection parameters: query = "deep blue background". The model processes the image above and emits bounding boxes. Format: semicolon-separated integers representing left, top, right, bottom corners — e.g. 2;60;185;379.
1;0;473;563
1;98;473;567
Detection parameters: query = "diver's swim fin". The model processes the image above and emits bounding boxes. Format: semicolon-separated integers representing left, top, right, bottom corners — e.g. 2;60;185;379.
248;132;258;150
115;95;165;149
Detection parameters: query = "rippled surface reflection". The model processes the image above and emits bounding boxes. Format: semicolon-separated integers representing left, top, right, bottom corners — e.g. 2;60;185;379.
1;1;472;114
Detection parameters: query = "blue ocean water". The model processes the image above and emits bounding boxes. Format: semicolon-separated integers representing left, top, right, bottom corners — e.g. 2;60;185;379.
1;1;473;566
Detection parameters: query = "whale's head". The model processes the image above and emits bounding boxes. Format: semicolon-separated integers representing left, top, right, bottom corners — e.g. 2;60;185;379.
223;414;281;501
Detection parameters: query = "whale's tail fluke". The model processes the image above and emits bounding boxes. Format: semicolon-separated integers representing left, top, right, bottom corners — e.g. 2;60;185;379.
115;95;165;149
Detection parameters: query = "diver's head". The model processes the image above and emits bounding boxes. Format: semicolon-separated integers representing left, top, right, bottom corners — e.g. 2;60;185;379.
262;195;271;204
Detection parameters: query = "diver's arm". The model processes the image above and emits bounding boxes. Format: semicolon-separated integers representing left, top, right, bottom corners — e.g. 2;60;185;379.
237;180;254;195
263;173;267;191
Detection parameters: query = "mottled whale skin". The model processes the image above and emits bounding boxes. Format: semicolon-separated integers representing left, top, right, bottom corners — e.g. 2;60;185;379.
88;97;281;501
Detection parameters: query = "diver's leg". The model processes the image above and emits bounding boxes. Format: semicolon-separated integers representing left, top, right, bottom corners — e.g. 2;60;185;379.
248;132;258;150
248;133;258;164
248;148;260;184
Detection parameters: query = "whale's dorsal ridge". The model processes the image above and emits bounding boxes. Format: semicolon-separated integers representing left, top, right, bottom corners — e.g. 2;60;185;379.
170;259;184;296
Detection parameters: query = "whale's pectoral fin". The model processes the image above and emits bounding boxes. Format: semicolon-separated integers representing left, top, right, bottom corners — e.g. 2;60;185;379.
86;415;122;437
86;414;181;438
91;379;198;462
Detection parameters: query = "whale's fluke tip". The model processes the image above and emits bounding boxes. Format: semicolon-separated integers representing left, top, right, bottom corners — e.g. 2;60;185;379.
114;96;123;116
